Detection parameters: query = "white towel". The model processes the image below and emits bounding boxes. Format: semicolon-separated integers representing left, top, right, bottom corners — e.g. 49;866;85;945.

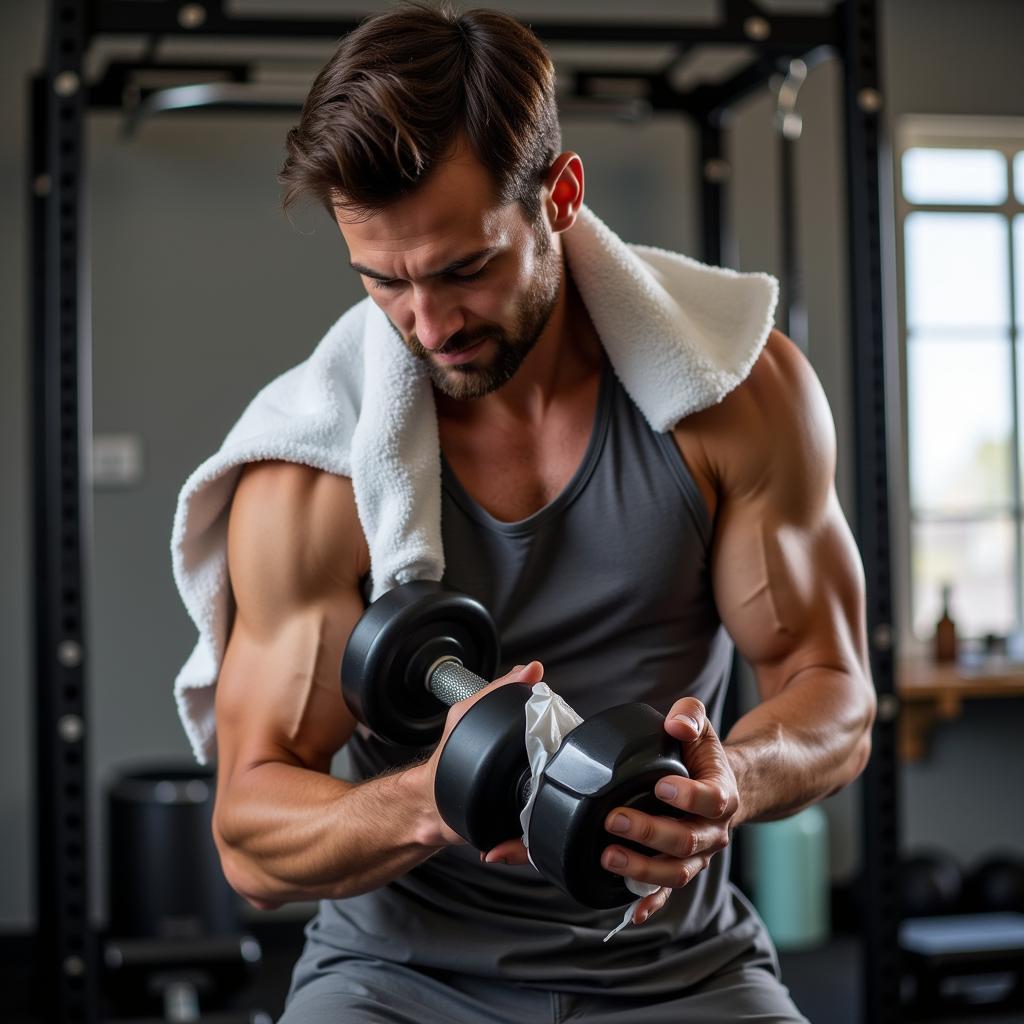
170;205;778;763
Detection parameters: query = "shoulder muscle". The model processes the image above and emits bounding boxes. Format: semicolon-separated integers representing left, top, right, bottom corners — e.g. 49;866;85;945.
227;461;370;634
705;330;836;511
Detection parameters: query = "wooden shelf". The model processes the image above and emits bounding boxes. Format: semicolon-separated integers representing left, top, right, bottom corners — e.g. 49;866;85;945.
897;658;1024;761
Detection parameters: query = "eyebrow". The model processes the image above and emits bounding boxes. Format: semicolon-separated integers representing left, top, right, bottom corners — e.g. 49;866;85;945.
350;246;498;282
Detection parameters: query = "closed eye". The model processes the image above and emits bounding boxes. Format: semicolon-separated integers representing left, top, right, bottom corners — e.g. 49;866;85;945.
370;264;489;291
450;264;488;283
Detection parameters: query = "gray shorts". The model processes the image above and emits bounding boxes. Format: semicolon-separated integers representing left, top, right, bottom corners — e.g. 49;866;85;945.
279;953;809;1023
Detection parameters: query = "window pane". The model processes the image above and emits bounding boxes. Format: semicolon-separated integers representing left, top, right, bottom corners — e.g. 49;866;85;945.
905;212;1009;330
1017;339;1024;503
1016;215;1024;327
903;147;1007;205
1015;152;1024;203
908;336;1013;511
912;518;1015;639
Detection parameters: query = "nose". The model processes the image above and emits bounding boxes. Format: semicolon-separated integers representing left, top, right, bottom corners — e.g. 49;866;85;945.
410;287;465;352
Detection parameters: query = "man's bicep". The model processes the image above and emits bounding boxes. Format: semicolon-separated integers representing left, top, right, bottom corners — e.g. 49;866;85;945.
216;611;358;774
707;334;869;700
712;487;868;701
216;462;368;778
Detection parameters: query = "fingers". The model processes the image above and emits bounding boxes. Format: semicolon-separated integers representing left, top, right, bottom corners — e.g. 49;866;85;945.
603;848;714;890
602;792;731;890
449;661;543;718
632;887;671;925
505;661;545;684
663;697;708;741
660;701;740;822
654;774;737;820
488;661;545;691
481;837;530;866
604;809;728;860
448;661;544;726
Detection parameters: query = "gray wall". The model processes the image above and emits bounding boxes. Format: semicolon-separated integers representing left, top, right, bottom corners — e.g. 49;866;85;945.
0;0;43;937
2;0;1023;929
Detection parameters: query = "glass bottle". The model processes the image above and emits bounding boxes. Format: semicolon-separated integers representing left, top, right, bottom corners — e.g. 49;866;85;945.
934;583;958;663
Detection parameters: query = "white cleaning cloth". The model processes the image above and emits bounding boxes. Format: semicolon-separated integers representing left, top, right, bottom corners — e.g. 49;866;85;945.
519;682;585;855
170;204;778;763
519;683;659;941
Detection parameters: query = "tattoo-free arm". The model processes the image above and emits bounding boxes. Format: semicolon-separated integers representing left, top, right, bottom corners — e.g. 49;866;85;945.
212;462;446;908
705;331;876;825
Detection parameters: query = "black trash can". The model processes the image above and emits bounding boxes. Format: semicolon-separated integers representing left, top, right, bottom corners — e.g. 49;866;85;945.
107;764;238;939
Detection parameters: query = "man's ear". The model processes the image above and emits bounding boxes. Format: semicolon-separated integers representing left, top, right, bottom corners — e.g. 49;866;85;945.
543;153;584;233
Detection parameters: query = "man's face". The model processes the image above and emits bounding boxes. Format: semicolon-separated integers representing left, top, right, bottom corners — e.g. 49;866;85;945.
335;145;562;400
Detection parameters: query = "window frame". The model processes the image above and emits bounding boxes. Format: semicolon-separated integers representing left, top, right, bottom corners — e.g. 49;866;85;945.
894;115;1024;648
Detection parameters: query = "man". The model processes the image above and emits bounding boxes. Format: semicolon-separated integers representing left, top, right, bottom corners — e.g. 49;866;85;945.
208;4;875;1021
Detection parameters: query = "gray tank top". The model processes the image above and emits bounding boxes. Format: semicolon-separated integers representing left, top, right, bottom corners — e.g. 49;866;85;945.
316;355;775;996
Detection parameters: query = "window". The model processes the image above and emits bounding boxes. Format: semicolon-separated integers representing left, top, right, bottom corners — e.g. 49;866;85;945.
897;118;1024;642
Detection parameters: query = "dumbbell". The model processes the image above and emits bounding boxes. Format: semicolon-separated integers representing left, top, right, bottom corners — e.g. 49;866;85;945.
900;850;964;917
341;580;690;909
967;854;1024;913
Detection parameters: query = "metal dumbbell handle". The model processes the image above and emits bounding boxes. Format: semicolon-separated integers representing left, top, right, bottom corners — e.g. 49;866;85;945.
426;656;490;706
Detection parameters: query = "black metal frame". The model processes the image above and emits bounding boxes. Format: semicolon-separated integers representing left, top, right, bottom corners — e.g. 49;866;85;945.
32;3;98;1022
840;4;901;1020
30;2;897;1021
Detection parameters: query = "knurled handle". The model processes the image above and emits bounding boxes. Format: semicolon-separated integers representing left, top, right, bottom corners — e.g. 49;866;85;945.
427;657;490;706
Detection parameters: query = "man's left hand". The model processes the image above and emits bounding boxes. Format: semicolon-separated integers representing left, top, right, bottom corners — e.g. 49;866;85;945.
483;696;739;927
601;696;739;925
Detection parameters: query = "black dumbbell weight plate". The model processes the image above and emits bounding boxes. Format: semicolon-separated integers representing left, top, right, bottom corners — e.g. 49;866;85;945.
527;703;690;908
341;580;500;746
434;681;534;851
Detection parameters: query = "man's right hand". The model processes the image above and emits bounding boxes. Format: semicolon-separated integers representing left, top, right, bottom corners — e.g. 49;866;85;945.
415;660;546;848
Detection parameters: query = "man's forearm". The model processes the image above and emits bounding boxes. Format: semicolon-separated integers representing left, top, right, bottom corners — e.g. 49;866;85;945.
214;759;447;907
723;665;875;826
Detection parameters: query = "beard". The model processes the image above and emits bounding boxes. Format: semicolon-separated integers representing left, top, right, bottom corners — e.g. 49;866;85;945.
392;225;562;401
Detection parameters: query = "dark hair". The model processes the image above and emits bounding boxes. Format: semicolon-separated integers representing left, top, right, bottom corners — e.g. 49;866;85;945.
278;2;561;221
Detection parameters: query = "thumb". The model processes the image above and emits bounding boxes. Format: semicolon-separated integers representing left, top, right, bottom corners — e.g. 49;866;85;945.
664;697;708;742
504;660;544;685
